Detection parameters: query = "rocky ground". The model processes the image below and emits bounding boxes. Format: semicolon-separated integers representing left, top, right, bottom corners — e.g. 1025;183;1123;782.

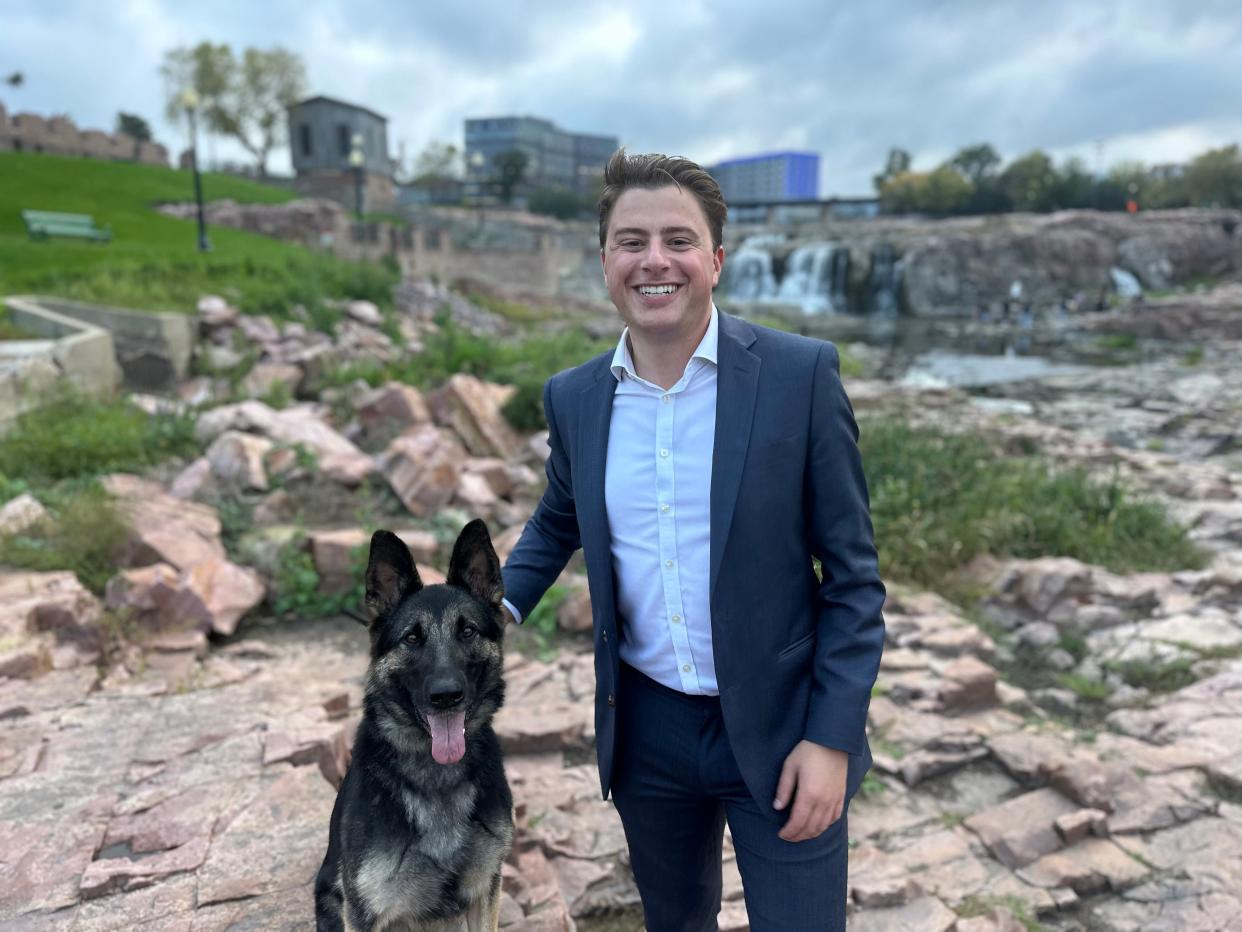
1;282;1240;930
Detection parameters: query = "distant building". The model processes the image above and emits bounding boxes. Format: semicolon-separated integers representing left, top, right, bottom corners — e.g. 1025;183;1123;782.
0;103;168;165
464;116;618;200
710;151;820;204
286;95;395;212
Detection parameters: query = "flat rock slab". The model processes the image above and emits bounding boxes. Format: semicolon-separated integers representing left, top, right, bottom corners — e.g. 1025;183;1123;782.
195;766;336;906
964;787;1080;868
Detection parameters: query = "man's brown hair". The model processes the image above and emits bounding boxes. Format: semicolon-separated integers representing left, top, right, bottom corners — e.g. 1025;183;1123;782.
598;149;728;251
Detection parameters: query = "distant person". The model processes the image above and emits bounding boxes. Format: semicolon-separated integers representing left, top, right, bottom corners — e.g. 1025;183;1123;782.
1095;287;1109;313
500;150;885;931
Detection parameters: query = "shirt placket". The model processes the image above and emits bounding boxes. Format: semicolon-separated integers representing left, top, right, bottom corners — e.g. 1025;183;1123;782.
655;383;698;692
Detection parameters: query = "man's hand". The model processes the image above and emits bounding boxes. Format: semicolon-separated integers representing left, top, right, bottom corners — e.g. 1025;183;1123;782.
500;604;517;626
773;741;848;842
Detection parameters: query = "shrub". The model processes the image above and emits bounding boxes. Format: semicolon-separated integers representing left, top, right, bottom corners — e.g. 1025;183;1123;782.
0;482;128;593
860;419;1206;590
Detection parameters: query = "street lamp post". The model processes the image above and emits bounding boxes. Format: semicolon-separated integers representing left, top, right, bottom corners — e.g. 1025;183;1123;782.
349;133;366;220
180;89;211;253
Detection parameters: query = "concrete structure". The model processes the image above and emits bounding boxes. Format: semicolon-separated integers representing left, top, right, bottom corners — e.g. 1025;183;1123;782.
0;103;169;166
286;96;395;212
710;152;820;204
464;116;618;199
1;297;123;434
729;197;881;225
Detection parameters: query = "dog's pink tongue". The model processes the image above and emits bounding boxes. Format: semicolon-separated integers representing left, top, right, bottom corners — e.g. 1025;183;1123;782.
427;710;467;764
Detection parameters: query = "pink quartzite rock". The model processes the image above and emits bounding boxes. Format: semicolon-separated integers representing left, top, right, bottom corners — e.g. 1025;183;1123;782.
354;381;431;435
964;787;1080;868
0;492;48;536
938;655;998;711
382;424;469;517
195;765;336;907
171;557;266;636
103;474;226;570
429;373;521;459
205;430;272;491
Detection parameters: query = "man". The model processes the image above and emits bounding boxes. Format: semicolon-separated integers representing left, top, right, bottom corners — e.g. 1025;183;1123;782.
500;150;885;931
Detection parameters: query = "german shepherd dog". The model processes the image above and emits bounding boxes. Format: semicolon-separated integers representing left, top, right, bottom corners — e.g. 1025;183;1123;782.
315;520;514;931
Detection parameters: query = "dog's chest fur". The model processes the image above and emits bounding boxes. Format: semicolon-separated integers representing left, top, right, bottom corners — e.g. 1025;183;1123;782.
349;779;509;924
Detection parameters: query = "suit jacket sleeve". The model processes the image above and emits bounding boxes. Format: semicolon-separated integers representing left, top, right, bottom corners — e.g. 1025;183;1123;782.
500;375;582;618
802;343;886;756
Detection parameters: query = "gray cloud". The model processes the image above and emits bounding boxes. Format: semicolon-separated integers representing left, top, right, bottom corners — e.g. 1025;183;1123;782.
0;0;1237;194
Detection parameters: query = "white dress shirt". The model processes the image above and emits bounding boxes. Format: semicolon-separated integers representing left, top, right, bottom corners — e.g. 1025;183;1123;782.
605;308;719;695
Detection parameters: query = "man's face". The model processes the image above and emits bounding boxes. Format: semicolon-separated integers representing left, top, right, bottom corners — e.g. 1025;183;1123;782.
601;185;724;343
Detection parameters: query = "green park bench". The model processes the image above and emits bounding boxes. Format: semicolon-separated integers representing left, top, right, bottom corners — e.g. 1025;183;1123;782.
21;209;112;243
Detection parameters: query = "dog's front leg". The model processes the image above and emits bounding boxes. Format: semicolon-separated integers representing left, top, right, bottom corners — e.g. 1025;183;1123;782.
464;871;503;932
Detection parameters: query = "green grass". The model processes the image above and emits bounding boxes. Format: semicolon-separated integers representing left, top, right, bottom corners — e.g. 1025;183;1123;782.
0;151;397;318
0;391;198;483
955;894;1045;932
1107;656;1198;693
860;420;1207;591
1056;672;1113;701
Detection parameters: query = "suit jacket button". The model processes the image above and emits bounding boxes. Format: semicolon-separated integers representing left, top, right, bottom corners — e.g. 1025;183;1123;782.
607;694;615;707
602;630;608;643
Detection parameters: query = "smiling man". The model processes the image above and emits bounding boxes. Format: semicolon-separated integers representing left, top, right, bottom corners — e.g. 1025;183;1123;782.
501;150;885;931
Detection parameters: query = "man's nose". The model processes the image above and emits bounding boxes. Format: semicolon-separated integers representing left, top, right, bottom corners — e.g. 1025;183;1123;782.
641;242;670;271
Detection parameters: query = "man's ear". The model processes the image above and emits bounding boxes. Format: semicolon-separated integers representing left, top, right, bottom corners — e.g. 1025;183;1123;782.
365;531;422;619
446;519;504;608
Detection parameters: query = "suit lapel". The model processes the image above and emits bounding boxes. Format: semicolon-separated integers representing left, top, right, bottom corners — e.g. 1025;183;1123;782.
710;314;760;595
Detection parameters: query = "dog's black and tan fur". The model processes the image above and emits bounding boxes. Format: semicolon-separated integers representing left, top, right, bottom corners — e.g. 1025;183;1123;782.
316;520;514;931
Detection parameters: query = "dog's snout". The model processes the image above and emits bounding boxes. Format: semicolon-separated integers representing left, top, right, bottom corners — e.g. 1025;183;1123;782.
428;678;465;709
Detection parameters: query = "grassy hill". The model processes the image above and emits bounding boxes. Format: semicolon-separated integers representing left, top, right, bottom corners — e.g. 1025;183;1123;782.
0;152;395;318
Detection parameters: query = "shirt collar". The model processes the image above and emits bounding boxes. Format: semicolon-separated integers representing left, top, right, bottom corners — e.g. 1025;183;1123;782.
610;305;719;383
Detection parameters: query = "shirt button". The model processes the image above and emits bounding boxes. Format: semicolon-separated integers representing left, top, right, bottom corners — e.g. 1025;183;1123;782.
661;504;670;513
682;664;691;673
662;394;671;403
665;559;674;568
672;614;681;623
659;449;669;458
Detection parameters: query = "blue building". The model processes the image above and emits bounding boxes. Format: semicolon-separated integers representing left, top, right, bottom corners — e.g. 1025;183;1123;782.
709;152;820;204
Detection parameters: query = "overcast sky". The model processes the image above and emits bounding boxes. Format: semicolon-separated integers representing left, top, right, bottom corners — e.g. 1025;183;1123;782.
3;0;1240;195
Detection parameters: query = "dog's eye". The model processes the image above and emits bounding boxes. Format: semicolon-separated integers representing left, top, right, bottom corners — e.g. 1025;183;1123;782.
459;623;477;641
404;626;423;646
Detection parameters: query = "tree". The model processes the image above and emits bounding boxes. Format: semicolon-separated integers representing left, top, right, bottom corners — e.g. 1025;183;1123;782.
1184;144;1242;208
528;187;585;220
1051;156;1095;210
161;42;307;177
5;71;22;88
880;166;972;216
116;112;154;160
873;147;912;194
1000;150;1058;212
492;149;529;204
948;143;1001;185
411;141;461;183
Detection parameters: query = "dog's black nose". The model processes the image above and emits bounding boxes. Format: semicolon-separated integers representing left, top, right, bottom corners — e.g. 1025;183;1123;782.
428;680;464;709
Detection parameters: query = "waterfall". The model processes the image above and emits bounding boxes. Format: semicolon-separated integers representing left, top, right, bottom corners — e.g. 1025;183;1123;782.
726;246;779;302
1110;267;1142;300
776;244;848;314
869;243;902;316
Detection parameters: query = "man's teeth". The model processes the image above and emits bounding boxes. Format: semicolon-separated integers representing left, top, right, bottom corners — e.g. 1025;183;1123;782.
638;285;678;295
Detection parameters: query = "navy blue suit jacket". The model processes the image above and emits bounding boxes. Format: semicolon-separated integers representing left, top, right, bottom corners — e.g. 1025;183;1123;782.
501;312;886;821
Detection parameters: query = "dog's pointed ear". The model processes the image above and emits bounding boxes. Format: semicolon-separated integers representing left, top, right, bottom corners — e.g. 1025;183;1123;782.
446;519;504;608
365;530;422;620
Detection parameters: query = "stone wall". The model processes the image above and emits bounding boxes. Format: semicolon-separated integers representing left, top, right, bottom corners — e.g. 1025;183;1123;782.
158;198;608;302
0;103;169;166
